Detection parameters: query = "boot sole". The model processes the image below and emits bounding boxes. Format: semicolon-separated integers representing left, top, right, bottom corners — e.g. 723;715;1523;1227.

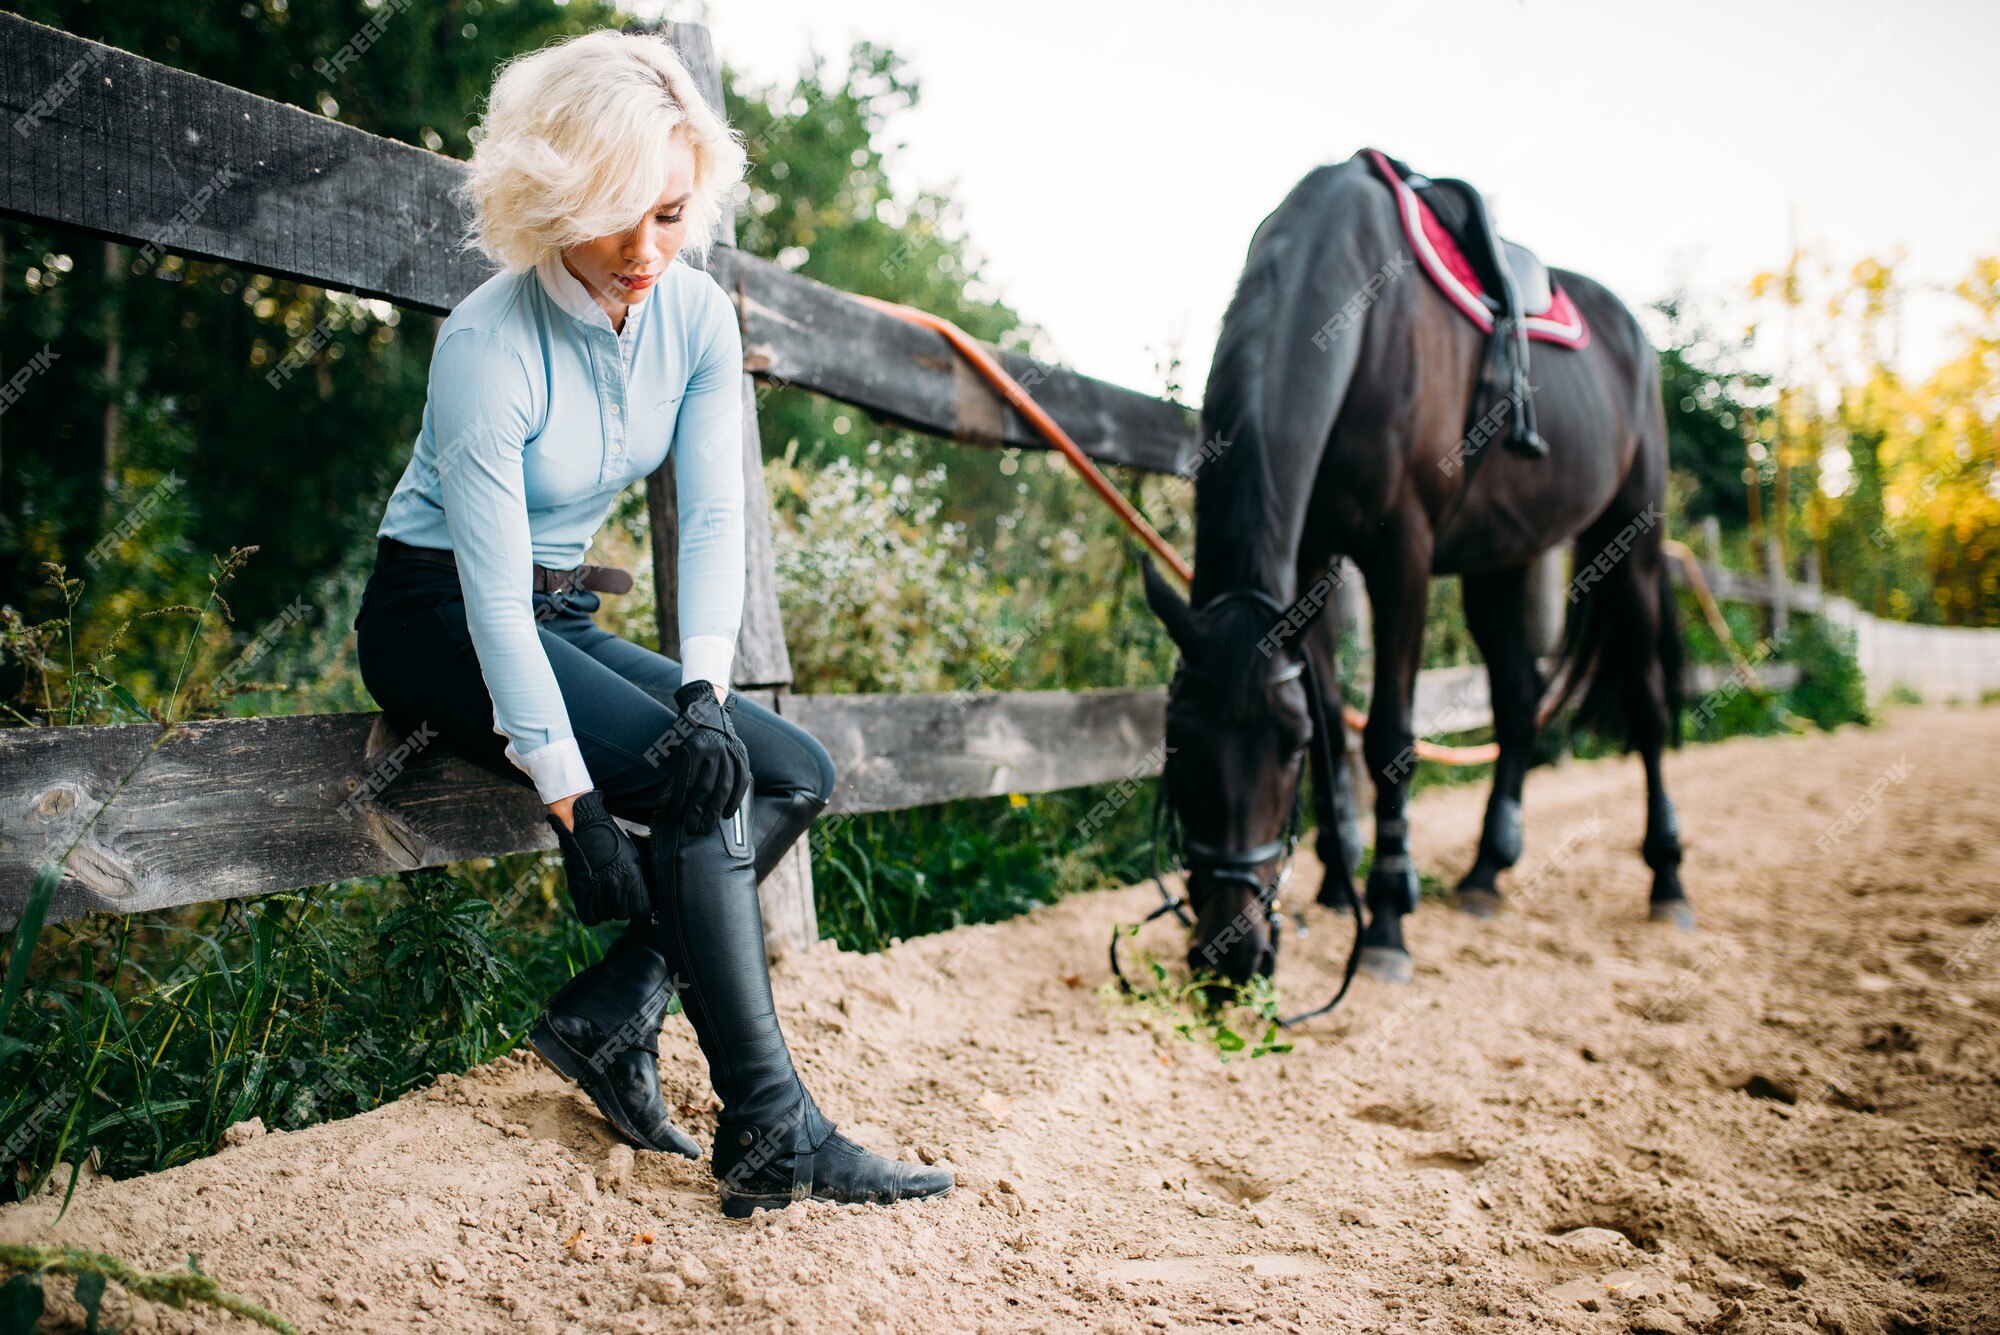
718;1181;955;1219
528;1014;700;1159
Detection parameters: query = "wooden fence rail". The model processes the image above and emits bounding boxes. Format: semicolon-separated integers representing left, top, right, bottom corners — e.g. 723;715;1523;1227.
0;657;1793;929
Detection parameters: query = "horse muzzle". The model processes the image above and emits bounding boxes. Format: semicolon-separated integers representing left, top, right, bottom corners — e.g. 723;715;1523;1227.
1186;868;1280;983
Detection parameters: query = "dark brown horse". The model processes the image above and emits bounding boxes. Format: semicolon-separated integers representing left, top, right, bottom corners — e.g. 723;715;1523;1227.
1141;152;1686;989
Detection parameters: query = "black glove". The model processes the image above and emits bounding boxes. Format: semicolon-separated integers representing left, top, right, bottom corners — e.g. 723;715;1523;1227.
547;789;650;924
659;679;752;836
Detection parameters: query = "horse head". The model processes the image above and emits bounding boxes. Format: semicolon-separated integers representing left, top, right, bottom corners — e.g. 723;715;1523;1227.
1141;558;1315;986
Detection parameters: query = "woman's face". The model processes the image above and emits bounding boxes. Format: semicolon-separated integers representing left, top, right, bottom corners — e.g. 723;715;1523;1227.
560;132;698;327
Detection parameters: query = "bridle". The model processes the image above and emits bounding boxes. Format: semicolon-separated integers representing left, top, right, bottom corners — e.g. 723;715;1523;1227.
1109;588;1367;1027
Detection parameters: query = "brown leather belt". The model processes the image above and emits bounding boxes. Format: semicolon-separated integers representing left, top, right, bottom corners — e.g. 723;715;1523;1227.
376;536;635;596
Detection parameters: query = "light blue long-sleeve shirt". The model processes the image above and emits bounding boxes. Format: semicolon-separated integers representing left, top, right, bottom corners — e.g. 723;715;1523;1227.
377;252;745;803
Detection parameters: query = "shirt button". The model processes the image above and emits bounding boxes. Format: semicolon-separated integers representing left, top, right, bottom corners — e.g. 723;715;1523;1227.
609;404;620;416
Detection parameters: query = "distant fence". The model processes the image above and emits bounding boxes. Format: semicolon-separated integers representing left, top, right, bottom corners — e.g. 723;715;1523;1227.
1695;562;2000;704
1;14;1991;940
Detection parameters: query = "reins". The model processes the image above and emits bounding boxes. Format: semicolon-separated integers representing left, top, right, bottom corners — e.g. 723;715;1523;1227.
1107;590;1367;1028
847;296;1393;1021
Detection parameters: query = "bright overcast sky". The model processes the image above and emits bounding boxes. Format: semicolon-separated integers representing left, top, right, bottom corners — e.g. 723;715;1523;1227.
638;0;1997;400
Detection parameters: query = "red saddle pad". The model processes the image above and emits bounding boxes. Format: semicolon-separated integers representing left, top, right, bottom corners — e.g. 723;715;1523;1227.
1362;149;1590;350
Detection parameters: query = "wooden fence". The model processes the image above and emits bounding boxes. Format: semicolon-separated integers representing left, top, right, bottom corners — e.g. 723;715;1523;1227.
0;16;1976;941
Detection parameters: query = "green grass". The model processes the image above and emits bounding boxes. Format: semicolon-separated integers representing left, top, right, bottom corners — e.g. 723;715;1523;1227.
808;776;1163;952
0;854;602;1197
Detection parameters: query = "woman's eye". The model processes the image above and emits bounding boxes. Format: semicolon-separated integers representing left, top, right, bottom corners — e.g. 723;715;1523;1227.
658;211;685;226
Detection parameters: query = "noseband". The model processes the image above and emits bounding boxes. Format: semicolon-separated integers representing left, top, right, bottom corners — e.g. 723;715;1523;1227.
1109;587;1367;1027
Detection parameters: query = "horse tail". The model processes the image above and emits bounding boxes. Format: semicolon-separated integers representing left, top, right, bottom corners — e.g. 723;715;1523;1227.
1547;538;1619;740
1548;511;1680;749
1657;558;1685;747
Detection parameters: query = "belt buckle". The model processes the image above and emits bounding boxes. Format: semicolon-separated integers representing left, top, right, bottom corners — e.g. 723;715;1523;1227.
538;568;579;618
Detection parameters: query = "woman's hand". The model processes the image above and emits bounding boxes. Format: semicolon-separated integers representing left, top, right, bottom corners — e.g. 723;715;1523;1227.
546;789;651;923
658;679;752;836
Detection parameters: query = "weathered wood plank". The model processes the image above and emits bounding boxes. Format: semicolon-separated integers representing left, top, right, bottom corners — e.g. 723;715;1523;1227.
0;12;484;311
0;658;1805;927
0;12;1196;476
0;712;553;927
0;691;1159;925
709;248;1196;473
1671;558;1823;618
784;689;1166;816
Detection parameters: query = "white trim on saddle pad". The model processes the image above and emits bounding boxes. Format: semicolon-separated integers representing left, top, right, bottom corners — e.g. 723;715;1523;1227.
1363;149;1590;350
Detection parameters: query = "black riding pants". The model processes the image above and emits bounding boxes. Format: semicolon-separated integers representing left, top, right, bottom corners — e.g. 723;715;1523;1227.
352;554;836;859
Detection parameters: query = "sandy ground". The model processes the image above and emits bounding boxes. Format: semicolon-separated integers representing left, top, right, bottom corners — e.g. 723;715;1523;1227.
4;706;1997;1334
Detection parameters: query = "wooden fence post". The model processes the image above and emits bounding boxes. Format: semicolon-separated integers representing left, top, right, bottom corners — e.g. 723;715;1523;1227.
1525;546;1567;660
643;21;815;959
1764;532;1790;644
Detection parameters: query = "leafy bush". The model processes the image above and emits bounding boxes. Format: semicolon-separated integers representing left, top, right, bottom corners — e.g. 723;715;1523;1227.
1781;613;1872;731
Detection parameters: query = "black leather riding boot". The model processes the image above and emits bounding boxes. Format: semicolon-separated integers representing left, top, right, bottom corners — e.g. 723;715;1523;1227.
645;802;954;1218
752;789;827;884
529;835;700;1158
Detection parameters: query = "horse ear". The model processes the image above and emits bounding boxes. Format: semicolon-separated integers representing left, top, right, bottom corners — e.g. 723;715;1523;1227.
1139;554;1197;651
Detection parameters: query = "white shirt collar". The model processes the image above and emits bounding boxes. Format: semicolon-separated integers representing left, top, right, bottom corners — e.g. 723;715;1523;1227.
534;250;646;340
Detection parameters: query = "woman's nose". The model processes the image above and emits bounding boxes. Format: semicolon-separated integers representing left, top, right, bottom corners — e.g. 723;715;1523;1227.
627;222;666;264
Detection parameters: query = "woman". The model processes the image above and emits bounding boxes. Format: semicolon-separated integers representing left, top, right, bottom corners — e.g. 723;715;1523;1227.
354;28;951;1218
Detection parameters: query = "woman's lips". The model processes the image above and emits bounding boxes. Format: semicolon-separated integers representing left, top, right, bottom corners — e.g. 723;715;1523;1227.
614;272;656;292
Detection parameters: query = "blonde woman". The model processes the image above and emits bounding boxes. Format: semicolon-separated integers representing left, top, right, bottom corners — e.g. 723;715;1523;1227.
354;28;951;1217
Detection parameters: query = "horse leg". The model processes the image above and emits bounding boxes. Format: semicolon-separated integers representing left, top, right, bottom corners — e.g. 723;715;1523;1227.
1304;603;1362;914
1627;558;1692;932
1355;536;1432;985
1453;564;1544;918
1573;505;1692;932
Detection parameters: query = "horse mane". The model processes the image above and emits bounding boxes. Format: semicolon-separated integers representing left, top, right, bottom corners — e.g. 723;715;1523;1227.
1190;234;1290;610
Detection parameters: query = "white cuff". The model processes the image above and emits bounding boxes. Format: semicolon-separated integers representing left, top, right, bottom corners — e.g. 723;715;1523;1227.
508;736;594;805
678;634;735;699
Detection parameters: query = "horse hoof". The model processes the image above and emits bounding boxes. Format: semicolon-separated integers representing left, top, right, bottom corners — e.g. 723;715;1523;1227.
1453;889;1504;920
1358;946;1414;985
1648;900;1697;933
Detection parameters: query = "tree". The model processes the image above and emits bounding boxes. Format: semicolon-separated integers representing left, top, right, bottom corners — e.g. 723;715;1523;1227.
1652;290;1765;527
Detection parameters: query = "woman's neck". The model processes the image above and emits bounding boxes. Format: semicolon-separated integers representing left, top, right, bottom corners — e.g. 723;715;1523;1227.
561;253;627;333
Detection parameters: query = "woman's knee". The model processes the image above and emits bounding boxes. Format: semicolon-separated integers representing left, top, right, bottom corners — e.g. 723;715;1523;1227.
762;722;836;808
798;731;837;806
729;697;837;805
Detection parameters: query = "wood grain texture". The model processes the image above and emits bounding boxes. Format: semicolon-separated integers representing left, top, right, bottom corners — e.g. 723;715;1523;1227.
1;659;1800;927
4;692;1167;924
0;713;552;926
782;690;1167;816
0;12;484;311
710;248;1197;474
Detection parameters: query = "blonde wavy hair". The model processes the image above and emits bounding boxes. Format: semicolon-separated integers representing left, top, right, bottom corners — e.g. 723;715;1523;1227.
455;28;748;273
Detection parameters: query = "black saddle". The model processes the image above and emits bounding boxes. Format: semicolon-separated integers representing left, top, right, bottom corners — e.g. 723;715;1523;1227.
1374;152;1550;459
